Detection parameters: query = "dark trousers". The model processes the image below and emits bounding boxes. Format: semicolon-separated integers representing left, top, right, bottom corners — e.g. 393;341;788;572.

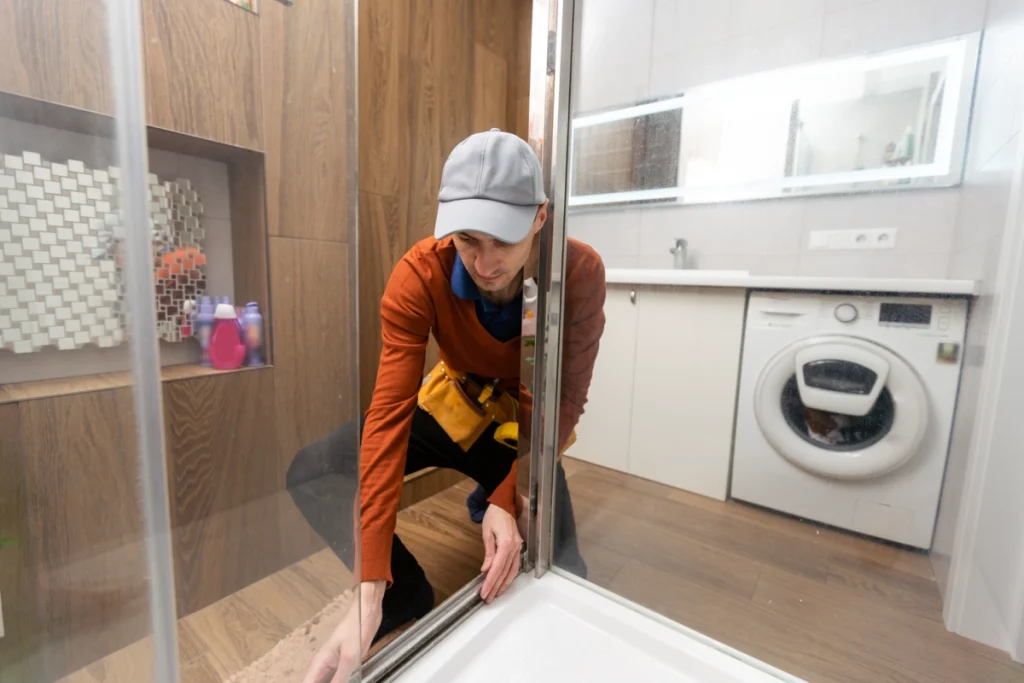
285;407;587;599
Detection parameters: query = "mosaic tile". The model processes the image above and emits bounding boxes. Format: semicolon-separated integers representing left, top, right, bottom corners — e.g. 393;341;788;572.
0;151;208;353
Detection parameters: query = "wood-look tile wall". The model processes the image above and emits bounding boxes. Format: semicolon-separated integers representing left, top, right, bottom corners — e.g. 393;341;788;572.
0;392;149;681
358;0;534;408
142;0;264;149
0;0;264;150
0;0;114;115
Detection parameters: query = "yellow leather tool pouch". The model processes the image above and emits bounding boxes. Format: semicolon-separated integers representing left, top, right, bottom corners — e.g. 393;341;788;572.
418;361;516;451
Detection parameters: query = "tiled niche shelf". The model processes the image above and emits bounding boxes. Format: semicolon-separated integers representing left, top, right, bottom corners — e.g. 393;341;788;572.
0;91;272;396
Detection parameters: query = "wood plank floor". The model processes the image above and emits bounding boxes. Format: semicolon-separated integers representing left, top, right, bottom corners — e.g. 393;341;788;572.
561;458;1024;683
61;458;1024;683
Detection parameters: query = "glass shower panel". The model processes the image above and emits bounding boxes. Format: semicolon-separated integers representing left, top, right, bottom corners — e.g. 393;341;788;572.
137;0;363;679
1;0;361;680
546;1;1024;682
0;0;174;681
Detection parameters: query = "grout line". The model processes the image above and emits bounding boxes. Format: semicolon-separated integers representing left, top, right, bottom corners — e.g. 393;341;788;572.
266;233;352;246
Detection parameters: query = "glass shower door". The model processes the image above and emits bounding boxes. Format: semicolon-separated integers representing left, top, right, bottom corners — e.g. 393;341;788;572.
0;0;176;680
534;1;1024;682
0;0;362;681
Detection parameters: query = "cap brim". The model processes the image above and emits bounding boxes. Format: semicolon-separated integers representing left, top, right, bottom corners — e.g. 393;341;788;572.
434;198;537;243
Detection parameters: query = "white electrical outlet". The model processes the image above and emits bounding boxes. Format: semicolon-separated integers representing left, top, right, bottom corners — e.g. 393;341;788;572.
808;228;897;250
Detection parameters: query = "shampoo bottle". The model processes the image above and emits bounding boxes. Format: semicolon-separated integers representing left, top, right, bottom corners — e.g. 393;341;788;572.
209;303;246;370
242;302;265;366
522;277;538;339
195;297;215;367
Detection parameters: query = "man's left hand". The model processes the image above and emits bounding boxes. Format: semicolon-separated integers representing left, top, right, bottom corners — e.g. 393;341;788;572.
480;504;522;603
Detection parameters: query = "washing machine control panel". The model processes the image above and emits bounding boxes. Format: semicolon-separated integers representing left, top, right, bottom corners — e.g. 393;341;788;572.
749;293;967;342
834;303;859;323
828;301;945;331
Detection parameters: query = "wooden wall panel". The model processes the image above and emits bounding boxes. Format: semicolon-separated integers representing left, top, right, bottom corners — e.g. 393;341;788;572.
358;0;410;199
0;403;44;682
358;192;402;411
18;390;147;681
472;45;509;132
260;0;352;242
258;0;360;571
435;0;474;162
0;0;113;114
268;237;355;462
511;0;533;136
405;2;442;246
357;0;533;406
163;369;281;616
267;236;356;565
142;0;263;149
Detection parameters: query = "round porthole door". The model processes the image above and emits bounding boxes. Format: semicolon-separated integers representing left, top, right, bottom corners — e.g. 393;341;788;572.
753;336;929;480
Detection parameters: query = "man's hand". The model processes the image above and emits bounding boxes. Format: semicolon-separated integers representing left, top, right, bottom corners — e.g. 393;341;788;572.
302;580;385;683
480;504;523;603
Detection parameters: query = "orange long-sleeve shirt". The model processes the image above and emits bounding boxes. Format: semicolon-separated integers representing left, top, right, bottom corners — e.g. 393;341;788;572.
360;236;606;584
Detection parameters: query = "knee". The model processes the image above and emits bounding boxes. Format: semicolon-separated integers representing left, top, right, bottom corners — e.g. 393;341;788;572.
285;419;361;490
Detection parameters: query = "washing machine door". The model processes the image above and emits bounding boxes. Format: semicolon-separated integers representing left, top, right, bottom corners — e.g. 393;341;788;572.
753;335;929;480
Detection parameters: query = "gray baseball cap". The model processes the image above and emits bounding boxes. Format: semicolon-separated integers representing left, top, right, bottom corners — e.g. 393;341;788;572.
434;129;546;244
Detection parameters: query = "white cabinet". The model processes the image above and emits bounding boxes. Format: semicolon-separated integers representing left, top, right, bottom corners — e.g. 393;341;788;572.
569;287;638;473
568;285;747;500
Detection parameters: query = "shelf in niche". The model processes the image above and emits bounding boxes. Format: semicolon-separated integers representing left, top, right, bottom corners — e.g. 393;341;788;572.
0;90;273;381
0;363;272;404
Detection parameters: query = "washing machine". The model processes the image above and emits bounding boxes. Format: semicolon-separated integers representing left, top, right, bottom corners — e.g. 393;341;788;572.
730;291;968;549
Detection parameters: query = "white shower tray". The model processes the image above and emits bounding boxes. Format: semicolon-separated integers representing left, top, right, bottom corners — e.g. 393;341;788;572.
392;571;800;683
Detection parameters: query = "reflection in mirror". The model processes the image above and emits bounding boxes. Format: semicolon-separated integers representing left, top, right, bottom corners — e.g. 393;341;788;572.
569;33;979;207
551;1;1024;682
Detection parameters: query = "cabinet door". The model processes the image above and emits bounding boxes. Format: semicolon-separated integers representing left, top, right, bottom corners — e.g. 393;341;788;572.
566;286;638;473
627;287;746;500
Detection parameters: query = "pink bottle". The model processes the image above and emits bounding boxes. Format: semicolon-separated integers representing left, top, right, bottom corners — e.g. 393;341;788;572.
208;303;246;370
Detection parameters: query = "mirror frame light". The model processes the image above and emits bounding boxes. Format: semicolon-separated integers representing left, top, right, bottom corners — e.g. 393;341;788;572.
568;32;981;208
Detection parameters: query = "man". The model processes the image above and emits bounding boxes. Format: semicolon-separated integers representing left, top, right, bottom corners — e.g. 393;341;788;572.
287;129;606;683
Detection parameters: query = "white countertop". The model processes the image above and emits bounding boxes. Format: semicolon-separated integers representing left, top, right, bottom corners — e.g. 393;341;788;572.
605;268;978;296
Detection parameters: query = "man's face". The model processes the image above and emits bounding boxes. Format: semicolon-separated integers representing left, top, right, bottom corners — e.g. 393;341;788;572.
452;201;548;294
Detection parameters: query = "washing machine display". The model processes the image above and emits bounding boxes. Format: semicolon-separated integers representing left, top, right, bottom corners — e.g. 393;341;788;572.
731;293;968;549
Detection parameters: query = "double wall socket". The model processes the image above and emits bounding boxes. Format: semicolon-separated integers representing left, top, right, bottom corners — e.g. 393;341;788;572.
808;228;897;250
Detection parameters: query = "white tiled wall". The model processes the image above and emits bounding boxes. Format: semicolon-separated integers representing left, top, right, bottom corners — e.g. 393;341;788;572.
569;187;960;276
0;119;235;384
932;0;1024;653
570;0;988;278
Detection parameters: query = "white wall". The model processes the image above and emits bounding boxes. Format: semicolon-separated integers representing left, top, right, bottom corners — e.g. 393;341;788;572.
932;0;1024;658
569;0;987;278
0;119;234;384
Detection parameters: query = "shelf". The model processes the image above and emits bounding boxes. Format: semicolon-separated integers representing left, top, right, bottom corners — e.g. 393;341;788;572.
0;364;271;404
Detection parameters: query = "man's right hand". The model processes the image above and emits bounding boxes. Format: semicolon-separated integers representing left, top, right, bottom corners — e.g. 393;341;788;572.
302;580;385;683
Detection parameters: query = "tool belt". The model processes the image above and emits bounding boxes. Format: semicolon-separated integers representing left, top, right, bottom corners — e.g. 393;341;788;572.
417;360;575;454
418;361;518;451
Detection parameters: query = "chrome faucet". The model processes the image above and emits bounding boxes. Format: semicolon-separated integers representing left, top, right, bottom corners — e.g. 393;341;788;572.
669;238;688;269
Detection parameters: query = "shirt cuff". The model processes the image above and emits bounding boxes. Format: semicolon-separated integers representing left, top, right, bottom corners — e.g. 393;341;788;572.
486;460;519;516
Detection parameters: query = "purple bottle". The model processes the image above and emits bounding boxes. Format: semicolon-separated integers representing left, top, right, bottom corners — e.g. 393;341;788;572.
242;302;265;366
195;298;216;367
